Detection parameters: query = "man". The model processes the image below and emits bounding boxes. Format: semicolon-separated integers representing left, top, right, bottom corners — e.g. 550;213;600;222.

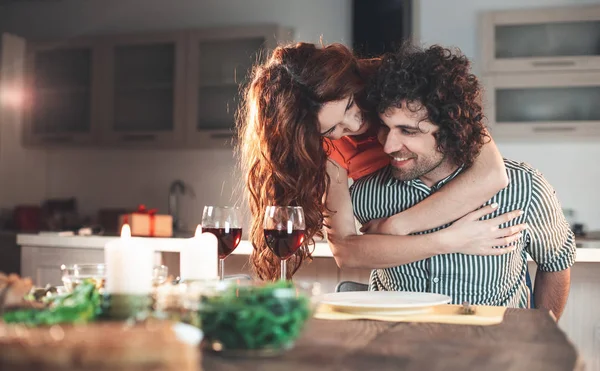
348;44;575;317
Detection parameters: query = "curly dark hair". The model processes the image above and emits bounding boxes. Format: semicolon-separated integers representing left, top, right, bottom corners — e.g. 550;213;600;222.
367;44;489;168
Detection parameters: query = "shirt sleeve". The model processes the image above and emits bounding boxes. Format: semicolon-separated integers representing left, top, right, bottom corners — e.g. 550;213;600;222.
525;170;576;272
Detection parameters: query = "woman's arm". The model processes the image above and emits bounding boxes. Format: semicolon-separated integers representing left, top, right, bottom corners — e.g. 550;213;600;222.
364;134;508;235
324;160;525;269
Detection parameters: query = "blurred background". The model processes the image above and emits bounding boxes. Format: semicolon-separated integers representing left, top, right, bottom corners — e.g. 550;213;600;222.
0;0;599;265
1;0;600;367
0;0;600;238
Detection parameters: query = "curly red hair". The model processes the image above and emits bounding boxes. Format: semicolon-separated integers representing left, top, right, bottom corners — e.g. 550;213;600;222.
237;42;369;280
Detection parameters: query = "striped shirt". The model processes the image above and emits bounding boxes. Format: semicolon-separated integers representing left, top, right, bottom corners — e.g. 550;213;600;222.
349;159;576;308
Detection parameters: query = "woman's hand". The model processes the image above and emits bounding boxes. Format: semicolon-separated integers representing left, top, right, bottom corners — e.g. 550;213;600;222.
360;217;399;235
439;203;528;256
361;203;528;256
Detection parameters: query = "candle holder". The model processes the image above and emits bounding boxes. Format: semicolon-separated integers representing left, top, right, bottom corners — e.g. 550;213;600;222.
101;293;153;321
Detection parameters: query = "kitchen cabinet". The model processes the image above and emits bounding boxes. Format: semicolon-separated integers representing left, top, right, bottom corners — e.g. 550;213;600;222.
480;5;600;73
480;5;600;140
23;39;103;146
0;232;20;275
100;32;187;148
21;246;104;287
185;25;292;148
483;71;600;140
21;25;292;149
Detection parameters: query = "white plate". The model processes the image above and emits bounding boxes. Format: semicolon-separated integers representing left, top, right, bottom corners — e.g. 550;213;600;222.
320;291;451;315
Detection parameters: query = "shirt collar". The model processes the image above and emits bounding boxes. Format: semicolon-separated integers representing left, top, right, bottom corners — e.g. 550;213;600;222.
385;165;465;193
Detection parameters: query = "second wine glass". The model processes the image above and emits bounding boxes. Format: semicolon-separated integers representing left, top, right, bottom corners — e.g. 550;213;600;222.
263;206;306;281
201;206;243;280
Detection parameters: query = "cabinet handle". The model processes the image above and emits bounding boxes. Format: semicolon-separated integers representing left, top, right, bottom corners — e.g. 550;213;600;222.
121;134;156;141
42;135;73;143
531;60;576;67
533;127;576;133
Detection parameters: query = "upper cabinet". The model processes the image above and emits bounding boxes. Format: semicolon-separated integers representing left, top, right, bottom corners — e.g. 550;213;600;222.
100;32;187;148
21;25;292;149
480;5;600;140
483;72;600;140
480;5;600;73
185;26;293;148
23;40;103;146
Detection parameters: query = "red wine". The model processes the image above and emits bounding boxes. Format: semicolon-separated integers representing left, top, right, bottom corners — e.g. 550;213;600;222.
202;227;242;259
264;229;305;260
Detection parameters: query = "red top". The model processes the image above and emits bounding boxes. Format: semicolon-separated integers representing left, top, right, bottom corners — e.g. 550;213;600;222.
324;126;390;181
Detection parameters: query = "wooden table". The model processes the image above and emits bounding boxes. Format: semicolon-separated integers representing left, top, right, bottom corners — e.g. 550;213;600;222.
203;309;583;371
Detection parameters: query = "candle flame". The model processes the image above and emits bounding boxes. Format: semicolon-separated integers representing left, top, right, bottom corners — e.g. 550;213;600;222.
194;224;202;238
120;224;131;238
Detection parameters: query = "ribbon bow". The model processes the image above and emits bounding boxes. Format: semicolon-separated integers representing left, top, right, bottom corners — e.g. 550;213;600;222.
136;204;158;216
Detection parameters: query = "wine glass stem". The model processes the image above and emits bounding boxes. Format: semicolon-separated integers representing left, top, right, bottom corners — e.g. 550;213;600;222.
219;258;225;280
280;259;287;281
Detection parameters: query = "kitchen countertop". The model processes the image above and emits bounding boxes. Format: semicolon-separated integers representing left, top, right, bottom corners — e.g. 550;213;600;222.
15;234;600;263
16;234;334;257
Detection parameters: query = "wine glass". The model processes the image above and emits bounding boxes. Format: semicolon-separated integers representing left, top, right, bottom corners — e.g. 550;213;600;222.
263;206;306;281
202;206;243;280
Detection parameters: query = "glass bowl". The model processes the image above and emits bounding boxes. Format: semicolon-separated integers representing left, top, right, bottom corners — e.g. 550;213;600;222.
154;281;206;327
60;264;106;292
192;280;321;357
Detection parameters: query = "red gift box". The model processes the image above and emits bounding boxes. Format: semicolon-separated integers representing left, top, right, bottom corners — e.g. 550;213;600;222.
118;204;173;237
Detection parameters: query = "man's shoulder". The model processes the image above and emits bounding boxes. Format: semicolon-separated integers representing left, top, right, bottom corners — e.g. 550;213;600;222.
504;158;538;174
503;158;545;181
503;158;555;196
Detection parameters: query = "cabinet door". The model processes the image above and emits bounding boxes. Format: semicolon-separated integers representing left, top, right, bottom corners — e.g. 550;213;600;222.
21;246;105;286
101;32;186;148
481;5;600;73
185;26;293;148
483;72;600;140
23;41;102;146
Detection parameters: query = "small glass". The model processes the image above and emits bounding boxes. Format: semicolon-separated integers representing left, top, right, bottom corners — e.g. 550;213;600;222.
154;278;220;327
263;206;306;280
152;265;169;287
202;206;243;280
60;264;106;292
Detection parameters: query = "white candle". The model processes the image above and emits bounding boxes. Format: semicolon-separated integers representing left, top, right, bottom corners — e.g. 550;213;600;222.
180;225;219;281
104;224;155;295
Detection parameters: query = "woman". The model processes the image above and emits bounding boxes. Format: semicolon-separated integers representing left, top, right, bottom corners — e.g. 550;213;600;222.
238;42;524;281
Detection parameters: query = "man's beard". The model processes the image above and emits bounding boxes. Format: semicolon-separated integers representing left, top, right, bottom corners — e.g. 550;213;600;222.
390;152;446;182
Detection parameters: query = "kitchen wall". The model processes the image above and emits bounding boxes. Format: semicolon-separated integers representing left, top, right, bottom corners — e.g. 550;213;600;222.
0;34;48;214
1;0;600;231
419;0;600;230
0;0;352;231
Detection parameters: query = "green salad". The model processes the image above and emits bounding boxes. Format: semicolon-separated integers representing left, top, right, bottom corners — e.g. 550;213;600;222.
2;280;101;326
199;280;312;351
